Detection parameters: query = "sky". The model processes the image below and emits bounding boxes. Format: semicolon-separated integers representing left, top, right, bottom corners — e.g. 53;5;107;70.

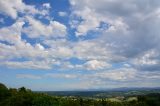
0;0;160;91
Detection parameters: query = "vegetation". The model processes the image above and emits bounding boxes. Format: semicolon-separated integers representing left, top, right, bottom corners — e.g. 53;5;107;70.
0;83;160;106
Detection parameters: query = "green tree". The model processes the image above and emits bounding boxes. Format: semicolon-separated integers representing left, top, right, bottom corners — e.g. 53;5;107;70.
0;83;10;102
18;87;27;92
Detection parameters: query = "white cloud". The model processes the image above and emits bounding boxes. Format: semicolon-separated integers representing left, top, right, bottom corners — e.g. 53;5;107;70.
131;49;160;71
69;0;160;68
58;11;67;17
94;68;136;81
3;61;52;70
23;16;67;38
72;68;160;89
42;3;51;9
73;40;111;60
0;21;42;60
0;22;51;68
45;73;78;79
133;49;159;66
83;60;111;70
54;59;111;71
0;0;47;19
72;7;101;36
0;0;22;19
69;0;131;36
0;21;24;44
35;43;45;51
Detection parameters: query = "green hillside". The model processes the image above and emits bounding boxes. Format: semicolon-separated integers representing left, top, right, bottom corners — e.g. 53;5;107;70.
0;83;160;106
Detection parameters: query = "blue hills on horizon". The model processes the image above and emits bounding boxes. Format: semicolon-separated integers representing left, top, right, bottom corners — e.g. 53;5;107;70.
36;87;160;98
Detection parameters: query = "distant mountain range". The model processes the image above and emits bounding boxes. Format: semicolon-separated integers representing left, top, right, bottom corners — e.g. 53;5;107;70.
83;87;160;92
36;87;160;98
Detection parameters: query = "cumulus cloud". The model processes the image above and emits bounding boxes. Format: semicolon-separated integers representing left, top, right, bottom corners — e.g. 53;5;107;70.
94;68;137;81
71;7;101;36
0;0;68;70
2;61;52;70
1;0;160;73
42;3;51;9
69;0;160;70
0;0;47;19
23;16;67;38
0;0;24;19
73;68;160;88
84;60;111;70
72;60;111;70
0;22;49;61
0;21;24;44
132;49;160;71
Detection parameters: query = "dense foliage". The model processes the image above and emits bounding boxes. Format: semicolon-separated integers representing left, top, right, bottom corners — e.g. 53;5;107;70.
0;83;160;106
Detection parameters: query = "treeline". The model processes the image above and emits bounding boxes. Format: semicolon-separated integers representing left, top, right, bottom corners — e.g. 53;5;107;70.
0;83;160;106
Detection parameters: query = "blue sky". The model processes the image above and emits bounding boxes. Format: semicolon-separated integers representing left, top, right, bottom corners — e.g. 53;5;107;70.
0;0;160;91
